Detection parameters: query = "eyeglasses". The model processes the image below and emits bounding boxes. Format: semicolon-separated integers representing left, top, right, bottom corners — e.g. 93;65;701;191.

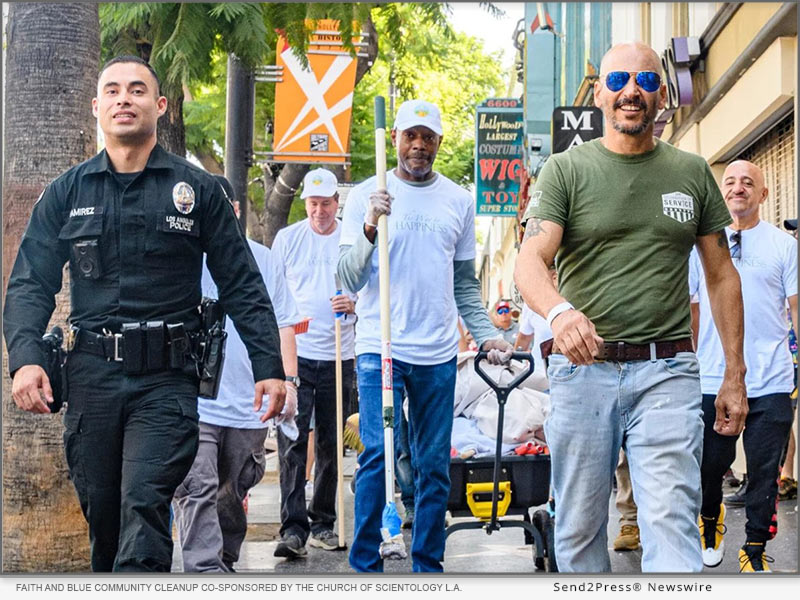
603;71;662;93
729;230;742;260
497;308;510;315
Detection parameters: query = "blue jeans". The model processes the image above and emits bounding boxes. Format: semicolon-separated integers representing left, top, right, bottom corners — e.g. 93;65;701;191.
545;352;704;573
349;354;456;572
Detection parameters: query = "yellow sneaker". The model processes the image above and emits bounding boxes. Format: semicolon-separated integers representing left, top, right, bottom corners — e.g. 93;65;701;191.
699;504;726;568
613;524;640;551
738;542;773;572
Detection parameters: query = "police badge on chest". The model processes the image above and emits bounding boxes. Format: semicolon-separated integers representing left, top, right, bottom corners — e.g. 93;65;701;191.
158;181;200;236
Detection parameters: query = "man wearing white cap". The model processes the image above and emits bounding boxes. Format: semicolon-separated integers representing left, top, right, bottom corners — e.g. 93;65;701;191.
338;99;512;572
271;168;357;558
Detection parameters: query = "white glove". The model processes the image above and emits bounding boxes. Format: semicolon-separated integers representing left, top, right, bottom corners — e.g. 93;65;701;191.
482;338;514;365
365;190;392;227
275;384;299;441
280;383;298;421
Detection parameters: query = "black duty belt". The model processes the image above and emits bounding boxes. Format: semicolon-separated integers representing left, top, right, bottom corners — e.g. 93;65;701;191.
68;324;197;374
546;338;694;362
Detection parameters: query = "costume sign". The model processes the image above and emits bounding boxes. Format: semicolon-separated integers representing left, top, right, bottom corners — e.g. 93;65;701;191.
475;98;525;216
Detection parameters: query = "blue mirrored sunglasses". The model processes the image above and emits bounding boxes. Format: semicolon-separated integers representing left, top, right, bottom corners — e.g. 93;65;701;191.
497;308;510;315
604;71;662;93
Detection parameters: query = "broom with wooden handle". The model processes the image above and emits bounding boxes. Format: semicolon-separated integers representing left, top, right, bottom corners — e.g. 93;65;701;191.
334;274;346;549
374;96;406;560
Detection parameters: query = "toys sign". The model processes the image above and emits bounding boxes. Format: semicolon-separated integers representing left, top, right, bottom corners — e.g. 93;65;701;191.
475;99;525;216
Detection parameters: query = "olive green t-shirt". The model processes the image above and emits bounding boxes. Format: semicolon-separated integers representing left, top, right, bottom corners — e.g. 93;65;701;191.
523;138;731;343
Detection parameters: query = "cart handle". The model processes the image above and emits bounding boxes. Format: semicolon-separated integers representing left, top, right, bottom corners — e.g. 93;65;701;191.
473;351;535;399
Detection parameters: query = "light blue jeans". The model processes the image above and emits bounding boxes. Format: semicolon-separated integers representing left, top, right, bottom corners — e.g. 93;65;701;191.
545;352;704;572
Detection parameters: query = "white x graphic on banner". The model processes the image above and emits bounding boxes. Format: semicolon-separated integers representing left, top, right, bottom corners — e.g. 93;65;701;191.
274;48;355;152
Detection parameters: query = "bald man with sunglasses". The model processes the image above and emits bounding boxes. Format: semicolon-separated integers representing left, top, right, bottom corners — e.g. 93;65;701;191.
514;42;746;572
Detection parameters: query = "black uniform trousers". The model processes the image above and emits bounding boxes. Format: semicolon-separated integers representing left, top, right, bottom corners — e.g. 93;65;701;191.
63;350;200;571
700;393;794;543
278;357;353;542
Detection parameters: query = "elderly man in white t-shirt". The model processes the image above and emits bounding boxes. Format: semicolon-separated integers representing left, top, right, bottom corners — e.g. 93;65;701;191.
271;168;357;558
338;99;512;572
172;176;300;572
690;160;797;572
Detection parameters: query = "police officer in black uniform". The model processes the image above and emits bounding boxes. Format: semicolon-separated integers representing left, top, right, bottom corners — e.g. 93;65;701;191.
3;56;286;572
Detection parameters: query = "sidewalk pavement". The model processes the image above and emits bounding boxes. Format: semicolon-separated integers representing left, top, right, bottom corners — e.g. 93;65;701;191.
172;442;798;574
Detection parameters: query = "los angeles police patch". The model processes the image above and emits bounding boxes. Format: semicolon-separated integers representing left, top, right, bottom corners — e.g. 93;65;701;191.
173;182;196;214
661;192;694;223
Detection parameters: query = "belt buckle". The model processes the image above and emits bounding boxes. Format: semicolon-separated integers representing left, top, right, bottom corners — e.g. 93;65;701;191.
617;341;625;362
113;333;123;362
103;328;123;362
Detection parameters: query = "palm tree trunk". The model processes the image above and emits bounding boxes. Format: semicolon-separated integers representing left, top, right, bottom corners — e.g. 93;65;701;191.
157;85;186;156
3;2;99;572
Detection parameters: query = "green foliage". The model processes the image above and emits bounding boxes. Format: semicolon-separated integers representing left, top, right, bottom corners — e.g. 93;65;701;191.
183;51;228;166
109;2;505;193
348;5;504;186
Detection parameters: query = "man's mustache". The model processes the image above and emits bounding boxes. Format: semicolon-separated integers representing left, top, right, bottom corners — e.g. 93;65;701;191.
613;97;647;110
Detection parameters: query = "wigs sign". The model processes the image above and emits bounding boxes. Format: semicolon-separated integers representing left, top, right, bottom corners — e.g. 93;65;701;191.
475;99;525;216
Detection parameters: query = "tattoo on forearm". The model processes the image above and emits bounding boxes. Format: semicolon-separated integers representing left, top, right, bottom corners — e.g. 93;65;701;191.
716;230;727;248
523;218;545;241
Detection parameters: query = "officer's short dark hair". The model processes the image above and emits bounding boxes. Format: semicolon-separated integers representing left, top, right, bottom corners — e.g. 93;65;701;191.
99;55;162;96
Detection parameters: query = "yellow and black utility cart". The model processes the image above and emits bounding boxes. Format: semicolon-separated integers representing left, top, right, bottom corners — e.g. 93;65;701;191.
446;351;557;572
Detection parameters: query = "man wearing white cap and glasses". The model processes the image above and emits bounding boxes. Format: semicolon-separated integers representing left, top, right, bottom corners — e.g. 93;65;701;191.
338;99;512;572
271;168;357;558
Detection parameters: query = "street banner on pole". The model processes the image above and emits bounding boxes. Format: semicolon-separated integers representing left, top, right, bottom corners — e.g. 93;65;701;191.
272;20;360;164
475;98;525;216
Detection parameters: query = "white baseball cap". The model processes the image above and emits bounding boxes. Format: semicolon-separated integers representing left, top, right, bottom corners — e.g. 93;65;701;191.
393;99;443;136
300;168;338;199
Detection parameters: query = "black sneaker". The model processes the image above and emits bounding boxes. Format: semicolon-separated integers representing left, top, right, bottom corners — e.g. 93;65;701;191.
402;506;414;529
308;529;341;551
723;478;747;507
274;534;307;558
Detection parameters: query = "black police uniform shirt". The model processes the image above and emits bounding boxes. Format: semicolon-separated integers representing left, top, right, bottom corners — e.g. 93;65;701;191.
3;144;284;383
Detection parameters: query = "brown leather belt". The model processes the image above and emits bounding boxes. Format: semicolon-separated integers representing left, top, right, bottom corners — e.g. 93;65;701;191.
545;338;693;362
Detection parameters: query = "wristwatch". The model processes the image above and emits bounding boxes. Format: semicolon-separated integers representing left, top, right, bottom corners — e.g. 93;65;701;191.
285;375;301;388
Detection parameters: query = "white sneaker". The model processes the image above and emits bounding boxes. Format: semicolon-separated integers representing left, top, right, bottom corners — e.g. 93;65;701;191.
699;504;726;568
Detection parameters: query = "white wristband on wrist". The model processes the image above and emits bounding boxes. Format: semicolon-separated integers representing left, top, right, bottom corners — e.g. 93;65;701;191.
546;302;575;327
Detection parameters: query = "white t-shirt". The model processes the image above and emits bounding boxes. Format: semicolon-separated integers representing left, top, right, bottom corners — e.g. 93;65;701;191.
519;304;553;378
198;239;300;428
689;220;797;396
272;219;355;361
340;170;476;364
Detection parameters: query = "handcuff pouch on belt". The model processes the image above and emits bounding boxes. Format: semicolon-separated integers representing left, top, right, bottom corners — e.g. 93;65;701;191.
113;321;189;374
